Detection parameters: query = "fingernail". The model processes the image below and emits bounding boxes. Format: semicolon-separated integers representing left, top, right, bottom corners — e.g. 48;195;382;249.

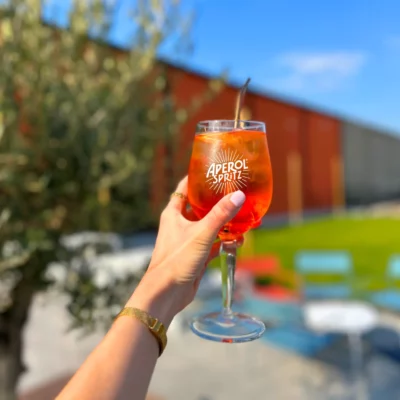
230;191;246;207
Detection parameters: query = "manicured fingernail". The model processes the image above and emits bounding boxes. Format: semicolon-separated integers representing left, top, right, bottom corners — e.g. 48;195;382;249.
230;191;246;207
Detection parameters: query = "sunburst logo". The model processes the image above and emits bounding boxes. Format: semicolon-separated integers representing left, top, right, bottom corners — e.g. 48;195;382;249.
205;149;250;194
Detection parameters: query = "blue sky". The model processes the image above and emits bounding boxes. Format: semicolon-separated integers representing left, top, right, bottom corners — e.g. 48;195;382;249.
179;0;400;134
44;0;400;134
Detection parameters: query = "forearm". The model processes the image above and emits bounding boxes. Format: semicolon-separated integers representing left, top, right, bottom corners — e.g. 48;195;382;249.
57;269;178;400
57;318;159;400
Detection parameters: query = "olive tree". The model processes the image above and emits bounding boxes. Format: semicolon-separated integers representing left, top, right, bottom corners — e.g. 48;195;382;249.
0;1;222;398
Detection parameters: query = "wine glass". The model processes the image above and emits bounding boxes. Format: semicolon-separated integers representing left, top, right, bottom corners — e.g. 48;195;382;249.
188;120;273;342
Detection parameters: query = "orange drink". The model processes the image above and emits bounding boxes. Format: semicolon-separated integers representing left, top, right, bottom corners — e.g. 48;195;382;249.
188;129;272;240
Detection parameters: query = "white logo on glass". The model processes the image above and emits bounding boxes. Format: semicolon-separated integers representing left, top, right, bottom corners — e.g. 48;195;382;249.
206;150;249;194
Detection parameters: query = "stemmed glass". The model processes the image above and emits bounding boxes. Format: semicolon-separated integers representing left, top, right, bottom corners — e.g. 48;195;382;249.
188;120;273;342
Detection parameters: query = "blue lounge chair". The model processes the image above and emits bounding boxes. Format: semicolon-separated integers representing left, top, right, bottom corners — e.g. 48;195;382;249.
295;251;353;301
371;255;400;311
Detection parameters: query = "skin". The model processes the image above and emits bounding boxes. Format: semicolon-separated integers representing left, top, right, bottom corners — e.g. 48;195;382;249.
56;176;246;400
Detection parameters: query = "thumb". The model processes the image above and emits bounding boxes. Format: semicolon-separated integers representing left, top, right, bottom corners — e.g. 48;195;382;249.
199;190;246;241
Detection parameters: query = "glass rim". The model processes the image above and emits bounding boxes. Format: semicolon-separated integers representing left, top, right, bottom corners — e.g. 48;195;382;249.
196;119;266;132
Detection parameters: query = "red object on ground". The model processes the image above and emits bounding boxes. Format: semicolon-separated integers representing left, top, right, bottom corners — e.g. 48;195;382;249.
236;256;280;276
253;284;298;302
236;256;298;302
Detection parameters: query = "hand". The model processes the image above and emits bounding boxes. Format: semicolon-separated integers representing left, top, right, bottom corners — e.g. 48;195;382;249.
126;176;246;327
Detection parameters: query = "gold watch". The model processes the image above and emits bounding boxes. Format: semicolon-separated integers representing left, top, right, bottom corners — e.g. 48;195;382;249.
115;307;167;356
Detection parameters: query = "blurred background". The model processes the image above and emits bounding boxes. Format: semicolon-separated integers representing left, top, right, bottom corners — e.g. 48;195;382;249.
1;0;400;399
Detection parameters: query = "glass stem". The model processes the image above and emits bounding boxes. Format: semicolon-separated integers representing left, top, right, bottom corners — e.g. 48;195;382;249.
221;240;237;318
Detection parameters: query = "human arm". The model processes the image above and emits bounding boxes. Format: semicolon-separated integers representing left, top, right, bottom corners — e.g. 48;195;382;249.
56;177;246;400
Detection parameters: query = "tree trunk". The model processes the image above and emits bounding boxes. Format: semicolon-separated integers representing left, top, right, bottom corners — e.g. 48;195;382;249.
0;276;35;400
0;342;18;400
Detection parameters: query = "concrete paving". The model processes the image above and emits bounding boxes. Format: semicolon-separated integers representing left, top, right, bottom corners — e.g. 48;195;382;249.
17;291;400;400
14;232;400;399
149;320;400;400
18;293;104;394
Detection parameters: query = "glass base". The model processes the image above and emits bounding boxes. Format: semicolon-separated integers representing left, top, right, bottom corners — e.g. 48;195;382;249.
190;311;266;343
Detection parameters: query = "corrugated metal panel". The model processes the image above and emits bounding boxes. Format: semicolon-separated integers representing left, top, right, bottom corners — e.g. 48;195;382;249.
168;67;234;180
152;66;237;210
165;69;310;217
251;96;302;215
343;121;400;205
301;111;342;210
161;68;306;217
150;67;221;211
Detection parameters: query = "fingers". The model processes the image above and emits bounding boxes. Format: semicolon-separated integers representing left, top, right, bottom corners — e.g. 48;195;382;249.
206;240;221;264
193;265;207;293
194;236;244;297
168;176;188;213
199;190;246;241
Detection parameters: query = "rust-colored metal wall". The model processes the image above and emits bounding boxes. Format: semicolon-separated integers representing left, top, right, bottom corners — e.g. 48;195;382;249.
170;70;240;154
151;65;346;217
251;96;302;215
300;111;342;210
166;72;306;217
151;67;233;212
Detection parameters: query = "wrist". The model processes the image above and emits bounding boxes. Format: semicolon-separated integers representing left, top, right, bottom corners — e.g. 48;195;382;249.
125;268;179;329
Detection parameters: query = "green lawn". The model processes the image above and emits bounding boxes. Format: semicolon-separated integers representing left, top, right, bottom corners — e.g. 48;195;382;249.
246;216;400;289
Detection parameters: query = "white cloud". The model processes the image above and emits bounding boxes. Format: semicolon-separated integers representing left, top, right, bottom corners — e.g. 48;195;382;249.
275;51;367;92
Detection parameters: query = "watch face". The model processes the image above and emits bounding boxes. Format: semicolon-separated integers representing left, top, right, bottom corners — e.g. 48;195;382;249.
150;318;163;332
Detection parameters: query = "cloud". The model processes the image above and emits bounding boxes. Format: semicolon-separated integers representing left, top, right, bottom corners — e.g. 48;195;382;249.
275;51;367;92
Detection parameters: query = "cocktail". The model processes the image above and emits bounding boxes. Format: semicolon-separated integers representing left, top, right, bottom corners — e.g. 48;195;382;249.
188;120;273;342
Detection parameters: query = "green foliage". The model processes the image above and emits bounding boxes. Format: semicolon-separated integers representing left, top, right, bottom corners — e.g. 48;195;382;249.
0;0;198;326
1;0;185;233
